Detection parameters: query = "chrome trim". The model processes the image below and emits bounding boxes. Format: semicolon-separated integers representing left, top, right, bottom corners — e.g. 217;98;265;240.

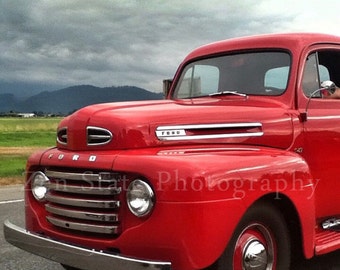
46;216;119;234
45;194;120;209
46;182;121;195
157;122;262;130
322;218;340;230
243;240;268;270
57;127;68;145
156;129;187;138
44;169;122;236
127;179;154;217
87;126;113;146
156;123;263;141
45;170;118;183
4;220;171;270
157;147;260;155
45;204;119;222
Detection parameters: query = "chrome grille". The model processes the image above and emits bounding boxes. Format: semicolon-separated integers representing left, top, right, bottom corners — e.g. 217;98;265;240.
57;128;68;145
45;169;121;235
87;126;112;146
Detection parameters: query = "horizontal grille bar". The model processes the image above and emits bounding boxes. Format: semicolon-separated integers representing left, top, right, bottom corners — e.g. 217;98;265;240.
46;182;121;195
47;216;119;235
45;170;118;183
46;204;119;222
44;168;122;236
46;194;120;209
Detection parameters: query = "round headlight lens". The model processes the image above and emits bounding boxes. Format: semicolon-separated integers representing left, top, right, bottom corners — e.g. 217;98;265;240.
31;171;49;201
127;179;154;217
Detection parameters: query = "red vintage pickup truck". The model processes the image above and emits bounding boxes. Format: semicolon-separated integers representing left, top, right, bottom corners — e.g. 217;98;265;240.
4;33;340;270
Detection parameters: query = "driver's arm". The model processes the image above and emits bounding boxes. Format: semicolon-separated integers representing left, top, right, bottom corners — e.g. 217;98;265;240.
324;87;340;99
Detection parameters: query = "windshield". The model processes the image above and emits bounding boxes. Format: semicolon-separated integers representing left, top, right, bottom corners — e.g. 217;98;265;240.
173;51;291;99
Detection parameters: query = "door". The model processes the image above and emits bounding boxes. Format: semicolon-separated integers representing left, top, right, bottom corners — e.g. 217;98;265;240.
299;47;340;218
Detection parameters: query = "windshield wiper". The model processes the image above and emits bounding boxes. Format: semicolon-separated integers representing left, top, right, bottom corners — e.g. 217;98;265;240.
209;90;247;98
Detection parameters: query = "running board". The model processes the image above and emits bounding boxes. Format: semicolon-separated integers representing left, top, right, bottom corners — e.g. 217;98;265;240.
315;230;340;255
315;218;340;255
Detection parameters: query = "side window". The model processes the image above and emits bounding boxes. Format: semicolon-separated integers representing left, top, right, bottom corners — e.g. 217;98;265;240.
319;65;330;82
302;49;340;99
318;50;340;88
302;53;320;97
176;67;197;98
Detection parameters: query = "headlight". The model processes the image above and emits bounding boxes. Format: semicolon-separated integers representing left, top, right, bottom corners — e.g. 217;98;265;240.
127;179;154;217
31;171;49;201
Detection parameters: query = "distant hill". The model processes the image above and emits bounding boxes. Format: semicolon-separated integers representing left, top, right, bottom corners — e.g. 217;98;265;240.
0;85;163;115
0;93;18;110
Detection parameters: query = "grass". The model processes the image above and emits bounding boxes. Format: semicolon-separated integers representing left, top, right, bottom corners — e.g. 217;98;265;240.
0;117;62;185
0;117;60;131
0;154;28;176
0;131;56;146
0;117;60;147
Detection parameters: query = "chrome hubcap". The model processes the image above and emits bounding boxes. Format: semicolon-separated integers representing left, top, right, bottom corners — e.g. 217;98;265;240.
233;223;275;270
243;240;268;270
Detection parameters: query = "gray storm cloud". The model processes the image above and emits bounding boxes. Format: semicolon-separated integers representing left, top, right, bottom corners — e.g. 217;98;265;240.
0;0;338;94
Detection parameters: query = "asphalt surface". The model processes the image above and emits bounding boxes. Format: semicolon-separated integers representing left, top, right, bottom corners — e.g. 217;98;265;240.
0;185;63;270
1;185;340;270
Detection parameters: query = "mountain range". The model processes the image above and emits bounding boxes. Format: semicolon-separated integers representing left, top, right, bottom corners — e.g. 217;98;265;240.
0;85;163;115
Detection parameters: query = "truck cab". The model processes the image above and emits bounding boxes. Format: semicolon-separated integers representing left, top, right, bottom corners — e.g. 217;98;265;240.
4;33;340;270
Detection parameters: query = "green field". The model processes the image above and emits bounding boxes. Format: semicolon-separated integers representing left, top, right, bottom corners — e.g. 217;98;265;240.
0;117;61;146
0;117;62;185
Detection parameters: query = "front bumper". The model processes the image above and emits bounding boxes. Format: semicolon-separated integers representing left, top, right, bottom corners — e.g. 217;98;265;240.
4;220;171;270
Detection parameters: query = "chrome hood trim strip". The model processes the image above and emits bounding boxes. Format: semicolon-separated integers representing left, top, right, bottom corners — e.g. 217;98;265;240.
156;122;263;141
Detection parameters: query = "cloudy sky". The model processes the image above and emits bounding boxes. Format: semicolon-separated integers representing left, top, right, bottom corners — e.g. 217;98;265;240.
0;0;339;96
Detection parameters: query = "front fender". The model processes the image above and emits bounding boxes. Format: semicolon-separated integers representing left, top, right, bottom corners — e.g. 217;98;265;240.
113;145;316;266
227;148;316;259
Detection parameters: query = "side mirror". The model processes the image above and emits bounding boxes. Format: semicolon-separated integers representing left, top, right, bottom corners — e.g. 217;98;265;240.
163;79;173;97
301;80;337;122
320;80;336;94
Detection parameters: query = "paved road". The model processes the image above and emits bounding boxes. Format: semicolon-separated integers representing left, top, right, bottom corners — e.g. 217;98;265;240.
1;185;340;269
0;185;63;270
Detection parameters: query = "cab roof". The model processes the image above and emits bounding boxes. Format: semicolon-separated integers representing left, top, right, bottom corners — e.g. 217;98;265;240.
184;33;340;61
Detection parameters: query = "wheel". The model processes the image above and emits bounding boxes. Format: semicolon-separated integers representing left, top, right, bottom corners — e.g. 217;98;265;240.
211;202;290;270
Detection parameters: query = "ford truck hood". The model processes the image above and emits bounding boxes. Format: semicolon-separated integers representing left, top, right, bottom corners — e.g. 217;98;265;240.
56;98;293;151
